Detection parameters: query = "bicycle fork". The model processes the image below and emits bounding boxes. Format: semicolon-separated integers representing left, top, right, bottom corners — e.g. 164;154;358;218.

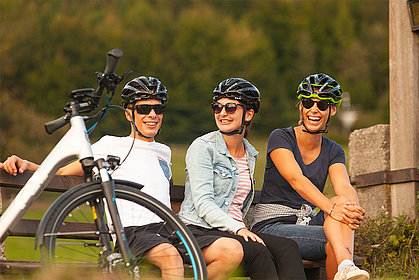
96;159;134;267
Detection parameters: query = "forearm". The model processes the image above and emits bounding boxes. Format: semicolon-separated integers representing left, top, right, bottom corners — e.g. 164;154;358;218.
25;160;40;172
290;176;335;214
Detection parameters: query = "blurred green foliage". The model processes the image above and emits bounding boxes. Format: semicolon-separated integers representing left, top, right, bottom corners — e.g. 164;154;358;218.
0;0;389;163
355;199;419;279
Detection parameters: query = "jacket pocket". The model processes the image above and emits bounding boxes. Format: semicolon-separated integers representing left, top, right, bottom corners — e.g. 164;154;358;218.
213;164;233;196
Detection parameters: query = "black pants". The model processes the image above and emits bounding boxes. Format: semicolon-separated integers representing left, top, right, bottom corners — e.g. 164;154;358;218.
188;226;307;280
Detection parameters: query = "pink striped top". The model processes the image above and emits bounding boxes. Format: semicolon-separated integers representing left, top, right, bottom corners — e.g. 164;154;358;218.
227;154;251;222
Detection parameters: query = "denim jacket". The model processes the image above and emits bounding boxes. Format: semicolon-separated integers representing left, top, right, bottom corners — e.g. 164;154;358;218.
178;130;258;234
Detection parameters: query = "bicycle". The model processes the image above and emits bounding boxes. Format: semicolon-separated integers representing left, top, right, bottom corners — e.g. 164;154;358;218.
0;49;207;279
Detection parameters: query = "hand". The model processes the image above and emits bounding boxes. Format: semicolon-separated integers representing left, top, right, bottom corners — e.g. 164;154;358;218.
342;203;365;229
0;155;30;176
330;201;365;230
237;228;265;246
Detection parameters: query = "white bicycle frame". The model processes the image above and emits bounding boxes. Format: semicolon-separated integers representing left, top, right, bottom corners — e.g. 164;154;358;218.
0;115;93;242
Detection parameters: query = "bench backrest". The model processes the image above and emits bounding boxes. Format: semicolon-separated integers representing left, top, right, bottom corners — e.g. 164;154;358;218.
0;170;261;237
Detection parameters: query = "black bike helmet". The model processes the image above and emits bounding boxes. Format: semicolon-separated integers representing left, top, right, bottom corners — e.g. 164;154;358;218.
121;76;168;108
297;73;342;107
213;78;260;113
212;78;260;135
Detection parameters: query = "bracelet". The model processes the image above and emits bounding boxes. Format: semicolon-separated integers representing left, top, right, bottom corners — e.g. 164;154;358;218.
329;202;337;217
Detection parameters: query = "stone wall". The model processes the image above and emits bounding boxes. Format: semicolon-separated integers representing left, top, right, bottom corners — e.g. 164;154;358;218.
348;124;391;217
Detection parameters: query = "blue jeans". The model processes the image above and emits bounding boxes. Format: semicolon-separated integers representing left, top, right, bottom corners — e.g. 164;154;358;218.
255;212;327;261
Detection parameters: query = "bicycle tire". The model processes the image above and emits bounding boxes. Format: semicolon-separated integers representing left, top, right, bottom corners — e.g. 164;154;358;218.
37;179;207;280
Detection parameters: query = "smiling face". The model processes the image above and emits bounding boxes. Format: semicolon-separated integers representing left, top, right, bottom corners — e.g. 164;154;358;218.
125;99;164;142
214;98;254;135
299;97;336;132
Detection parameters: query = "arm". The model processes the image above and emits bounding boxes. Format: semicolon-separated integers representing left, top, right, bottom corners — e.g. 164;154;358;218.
271;148;364;227
0;155;39;175
328;163;365;228
270;148;337;215
0;155;83;176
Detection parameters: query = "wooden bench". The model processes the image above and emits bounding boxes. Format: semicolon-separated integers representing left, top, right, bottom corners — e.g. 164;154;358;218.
0;169;340;279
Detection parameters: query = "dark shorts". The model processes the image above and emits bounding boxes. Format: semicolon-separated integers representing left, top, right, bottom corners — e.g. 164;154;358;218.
120;222;221;262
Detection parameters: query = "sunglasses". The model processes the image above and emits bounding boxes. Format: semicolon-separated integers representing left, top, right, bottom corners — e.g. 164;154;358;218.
212;102;244;114
301;98;331;111
134;104;165;115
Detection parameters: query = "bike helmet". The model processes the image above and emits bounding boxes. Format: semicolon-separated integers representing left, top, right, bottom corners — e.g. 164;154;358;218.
297;73;342;107
212;78;260;136
213;78;260;113
121;76;168;108
296;73;342;134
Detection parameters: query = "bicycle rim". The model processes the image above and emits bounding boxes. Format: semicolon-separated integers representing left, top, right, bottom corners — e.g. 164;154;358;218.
39;181;207;280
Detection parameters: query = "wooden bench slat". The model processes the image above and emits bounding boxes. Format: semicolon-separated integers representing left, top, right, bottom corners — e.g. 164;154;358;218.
9;219;97;239
2;169;360;280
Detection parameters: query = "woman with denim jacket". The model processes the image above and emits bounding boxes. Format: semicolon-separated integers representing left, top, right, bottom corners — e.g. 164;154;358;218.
178;78;306;280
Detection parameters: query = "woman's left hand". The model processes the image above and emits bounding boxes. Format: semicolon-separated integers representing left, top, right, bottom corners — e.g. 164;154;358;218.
341;202;366;230
237;228;265;245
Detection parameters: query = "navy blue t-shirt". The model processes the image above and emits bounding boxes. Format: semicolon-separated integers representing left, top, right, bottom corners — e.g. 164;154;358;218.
259;127;345;211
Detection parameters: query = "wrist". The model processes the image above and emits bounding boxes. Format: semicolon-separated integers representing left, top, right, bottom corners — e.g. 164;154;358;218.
236;227;247;234
329;202;337;217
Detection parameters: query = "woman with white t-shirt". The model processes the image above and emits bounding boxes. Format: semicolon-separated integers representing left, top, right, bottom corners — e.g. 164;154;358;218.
178;78;306;280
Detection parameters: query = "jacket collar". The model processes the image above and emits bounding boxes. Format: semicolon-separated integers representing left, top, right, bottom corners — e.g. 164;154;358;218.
215;130;258;158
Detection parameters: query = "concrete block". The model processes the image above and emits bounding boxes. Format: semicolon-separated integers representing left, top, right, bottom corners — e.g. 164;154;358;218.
348;124;390;177
357;184;391;217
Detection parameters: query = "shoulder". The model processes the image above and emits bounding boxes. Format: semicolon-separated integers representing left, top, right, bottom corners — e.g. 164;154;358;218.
186;131;218;156
195;131;218;143
321;137;345;164
322;137;344;153
153;141;171;153
190;131;218;148
243;138;258;157
92;135;124;148
268;127;295;148
269;127;293;139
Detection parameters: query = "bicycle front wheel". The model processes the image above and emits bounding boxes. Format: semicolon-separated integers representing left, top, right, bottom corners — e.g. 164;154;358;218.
38;180;207;280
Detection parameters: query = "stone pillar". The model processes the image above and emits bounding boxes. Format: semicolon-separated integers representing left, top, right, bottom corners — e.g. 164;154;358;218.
389;0;419;217
0;188;4;260
348;124;391;217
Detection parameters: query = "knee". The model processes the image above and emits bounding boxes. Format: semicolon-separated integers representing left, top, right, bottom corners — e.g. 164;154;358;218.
148;243;183;268
331;195;351;204
215;238;244;265
277;237;301;256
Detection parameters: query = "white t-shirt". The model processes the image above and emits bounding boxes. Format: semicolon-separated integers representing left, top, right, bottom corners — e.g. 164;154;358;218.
92;135;172;227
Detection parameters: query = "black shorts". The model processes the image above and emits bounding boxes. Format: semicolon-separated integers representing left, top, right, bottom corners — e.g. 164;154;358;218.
119;222;221;262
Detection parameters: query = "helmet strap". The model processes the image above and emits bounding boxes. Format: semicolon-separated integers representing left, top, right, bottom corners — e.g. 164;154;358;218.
219;108;248;136
301;106;330;134
130;108;154;139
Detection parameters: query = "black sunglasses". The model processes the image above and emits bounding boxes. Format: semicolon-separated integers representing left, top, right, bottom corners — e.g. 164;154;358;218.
211;102;244;114
134;104;165;115
301;98;331;111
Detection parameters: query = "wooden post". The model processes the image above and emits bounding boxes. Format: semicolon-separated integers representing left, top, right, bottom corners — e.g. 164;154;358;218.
389;0;419;218
0;188;4;260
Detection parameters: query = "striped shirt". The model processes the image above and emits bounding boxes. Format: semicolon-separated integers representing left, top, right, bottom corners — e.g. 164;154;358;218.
227;154;251;222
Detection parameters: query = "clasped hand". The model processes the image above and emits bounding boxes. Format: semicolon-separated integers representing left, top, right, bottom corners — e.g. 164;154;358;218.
330;201;365;230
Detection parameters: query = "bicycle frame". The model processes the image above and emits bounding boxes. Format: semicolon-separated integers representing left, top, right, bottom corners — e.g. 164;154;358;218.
0;114;90;243
0;109;133;262
0;48;134;264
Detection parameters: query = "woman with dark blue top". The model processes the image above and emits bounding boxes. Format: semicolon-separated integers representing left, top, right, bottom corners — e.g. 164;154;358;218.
251;74;369;280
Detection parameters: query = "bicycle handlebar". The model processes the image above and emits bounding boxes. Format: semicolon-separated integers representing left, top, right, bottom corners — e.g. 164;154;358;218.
95;49;123;98
44;49;123;135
